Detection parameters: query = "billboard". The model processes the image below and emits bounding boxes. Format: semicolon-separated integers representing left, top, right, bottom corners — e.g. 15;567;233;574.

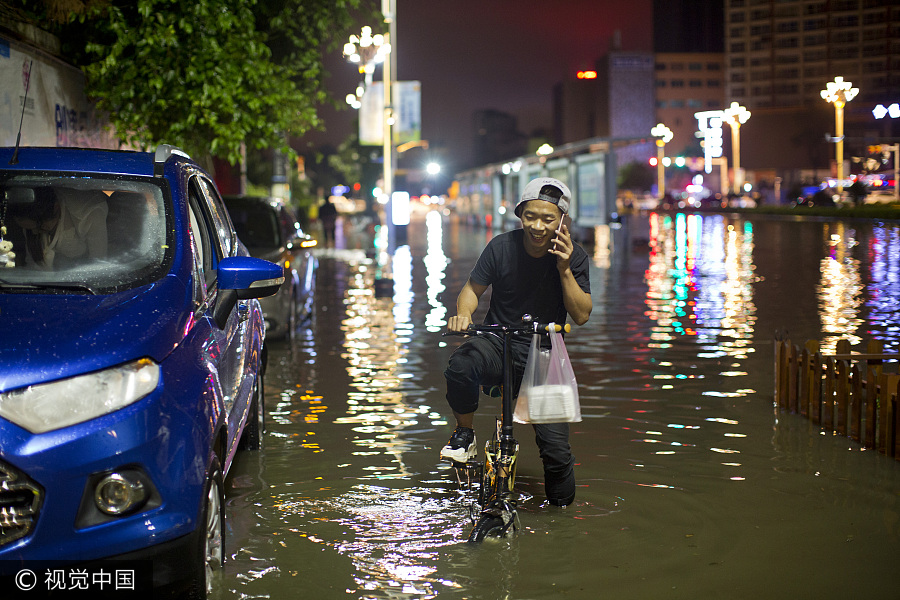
359;80;421;146
1;35;115;148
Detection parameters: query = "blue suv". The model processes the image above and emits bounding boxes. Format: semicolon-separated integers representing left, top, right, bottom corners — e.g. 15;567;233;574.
0;146;282;597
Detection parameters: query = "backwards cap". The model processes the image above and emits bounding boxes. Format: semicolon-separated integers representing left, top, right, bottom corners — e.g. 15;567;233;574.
514;177;571;217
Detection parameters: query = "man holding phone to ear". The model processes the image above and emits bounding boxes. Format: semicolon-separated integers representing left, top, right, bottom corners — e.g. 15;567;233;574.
441;177;592;507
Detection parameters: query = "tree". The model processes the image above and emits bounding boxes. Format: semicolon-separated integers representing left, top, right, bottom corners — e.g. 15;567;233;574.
9;0;379;165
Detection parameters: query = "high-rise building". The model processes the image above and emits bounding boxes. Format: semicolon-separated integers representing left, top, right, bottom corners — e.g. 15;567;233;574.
724;0;900;187
654;53;726;157
725;0;899;112
552;51;656;148
651;0;726;157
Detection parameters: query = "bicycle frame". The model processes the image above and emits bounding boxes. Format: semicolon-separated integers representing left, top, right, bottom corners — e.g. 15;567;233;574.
443;317;569;543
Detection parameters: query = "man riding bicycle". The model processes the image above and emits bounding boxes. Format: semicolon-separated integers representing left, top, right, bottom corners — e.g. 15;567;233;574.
441;177;592;507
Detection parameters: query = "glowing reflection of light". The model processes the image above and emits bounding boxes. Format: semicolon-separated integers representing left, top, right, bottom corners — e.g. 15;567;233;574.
423;211;448;331
817;223;864;353
706;417;739;425
866;225;900;351
276;485;467;599
593;224;612;268
644;213;756;364
392;245;413;325
333;254;417;480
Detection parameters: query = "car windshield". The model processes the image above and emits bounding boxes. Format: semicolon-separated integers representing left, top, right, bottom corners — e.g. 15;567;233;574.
224;198;280;249
0;174;170;294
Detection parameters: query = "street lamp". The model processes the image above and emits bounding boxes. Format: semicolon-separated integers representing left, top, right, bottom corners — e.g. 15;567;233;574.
821;76;859;194
872;103;900;201
722;102;751;196
651;123;673;199
873;103;900;120
342;26;390;109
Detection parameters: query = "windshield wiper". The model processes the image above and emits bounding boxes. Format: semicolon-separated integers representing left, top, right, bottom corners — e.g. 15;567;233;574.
0;279;98;295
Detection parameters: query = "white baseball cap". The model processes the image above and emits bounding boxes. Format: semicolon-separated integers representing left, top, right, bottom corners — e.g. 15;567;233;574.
515;177;571;217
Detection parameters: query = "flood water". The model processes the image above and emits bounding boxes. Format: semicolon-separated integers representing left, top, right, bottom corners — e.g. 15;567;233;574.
216;209;900;600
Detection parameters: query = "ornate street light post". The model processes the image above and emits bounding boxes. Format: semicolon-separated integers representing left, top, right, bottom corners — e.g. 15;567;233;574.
343;24;393;207
651;123;673;199
821;77;858;194
722;102;751;195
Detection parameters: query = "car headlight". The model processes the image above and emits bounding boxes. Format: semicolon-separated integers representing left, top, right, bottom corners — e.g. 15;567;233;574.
0;359;160;433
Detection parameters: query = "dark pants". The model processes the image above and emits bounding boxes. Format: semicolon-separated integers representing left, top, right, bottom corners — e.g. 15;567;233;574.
444;334;576;505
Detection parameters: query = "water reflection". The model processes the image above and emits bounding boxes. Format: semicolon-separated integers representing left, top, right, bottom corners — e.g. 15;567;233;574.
818;224;864;352
274;221;462;597
866;225;900;351
424;211;449;332
336;247;415;478
220;211;900;600
814;221;900;354
644;212;756;363
276;484;467;600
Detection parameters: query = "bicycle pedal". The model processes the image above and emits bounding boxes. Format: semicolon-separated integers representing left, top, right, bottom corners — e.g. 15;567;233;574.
449;458;482;470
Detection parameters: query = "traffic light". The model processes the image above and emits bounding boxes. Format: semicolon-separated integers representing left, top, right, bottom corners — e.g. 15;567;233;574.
649;157;658;167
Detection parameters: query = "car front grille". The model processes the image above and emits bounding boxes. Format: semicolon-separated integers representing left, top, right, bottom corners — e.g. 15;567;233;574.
0;460;43;548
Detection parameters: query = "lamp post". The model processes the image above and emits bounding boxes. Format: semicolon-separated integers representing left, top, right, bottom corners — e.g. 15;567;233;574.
342;26;390;109
651;123;673;199
821;76;859;194
722;102;751;195
343;23;393;210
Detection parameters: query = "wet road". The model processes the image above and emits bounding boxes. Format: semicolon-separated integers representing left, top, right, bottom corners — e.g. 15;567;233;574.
215;209;900;600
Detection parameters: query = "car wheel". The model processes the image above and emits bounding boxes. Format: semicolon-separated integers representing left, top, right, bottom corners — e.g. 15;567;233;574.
239;374;265;451
187;456;224;599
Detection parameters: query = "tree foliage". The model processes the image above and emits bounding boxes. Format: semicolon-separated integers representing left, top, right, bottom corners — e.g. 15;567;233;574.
8;0;378;164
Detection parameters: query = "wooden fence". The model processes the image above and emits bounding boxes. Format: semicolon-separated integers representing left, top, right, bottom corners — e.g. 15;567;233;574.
774;335;900;459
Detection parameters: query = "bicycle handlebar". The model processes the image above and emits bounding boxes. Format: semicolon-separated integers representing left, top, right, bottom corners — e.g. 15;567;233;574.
441;320;571;337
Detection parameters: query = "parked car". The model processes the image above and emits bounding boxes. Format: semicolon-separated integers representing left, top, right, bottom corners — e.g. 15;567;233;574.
223;195;317;339
0;145;283;598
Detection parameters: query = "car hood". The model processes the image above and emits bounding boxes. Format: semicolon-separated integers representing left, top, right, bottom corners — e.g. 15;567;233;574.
0;275;193;392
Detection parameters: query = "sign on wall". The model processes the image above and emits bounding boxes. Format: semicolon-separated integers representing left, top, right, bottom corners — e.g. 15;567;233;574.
1;36;115;148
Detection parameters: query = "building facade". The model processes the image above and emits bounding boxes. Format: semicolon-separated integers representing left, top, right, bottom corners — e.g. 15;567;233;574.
724;0;900;192
725;0;899;112
654;53;726;157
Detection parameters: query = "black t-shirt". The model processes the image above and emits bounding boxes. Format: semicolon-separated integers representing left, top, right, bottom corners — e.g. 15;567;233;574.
469;229;591;328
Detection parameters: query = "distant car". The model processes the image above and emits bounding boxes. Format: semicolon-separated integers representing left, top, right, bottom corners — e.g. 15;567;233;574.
223;196;317;339
0;145;283;597
794;190;836;208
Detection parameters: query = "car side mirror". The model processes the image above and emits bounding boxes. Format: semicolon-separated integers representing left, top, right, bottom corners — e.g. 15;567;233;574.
213;256;284;328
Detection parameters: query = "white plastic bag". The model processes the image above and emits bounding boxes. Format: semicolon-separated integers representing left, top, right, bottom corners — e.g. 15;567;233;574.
514;325;581;423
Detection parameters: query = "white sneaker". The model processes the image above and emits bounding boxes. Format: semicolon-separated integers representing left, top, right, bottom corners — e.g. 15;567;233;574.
440;426;477;463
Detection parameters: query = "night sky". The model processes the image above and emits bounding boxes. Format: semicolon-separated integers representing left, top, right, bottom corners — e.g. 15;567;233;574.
300;0;654;174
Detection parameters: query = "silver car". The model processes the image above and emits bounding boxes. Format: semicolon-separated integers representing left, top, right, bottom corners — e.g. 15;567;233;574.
224;196;318;339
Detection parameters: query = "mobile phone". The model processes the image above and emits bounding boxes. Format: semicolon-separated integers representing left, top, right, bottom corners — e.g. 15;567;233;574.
556;214;566;233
